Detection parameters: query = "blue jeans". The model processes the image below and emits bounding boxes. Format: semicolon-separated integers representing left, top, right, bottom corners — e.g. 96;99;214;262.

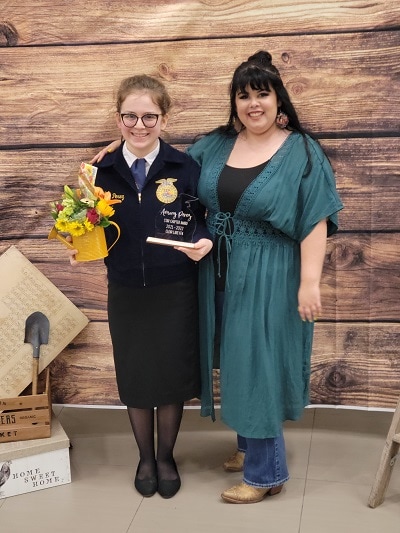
237;433;289;488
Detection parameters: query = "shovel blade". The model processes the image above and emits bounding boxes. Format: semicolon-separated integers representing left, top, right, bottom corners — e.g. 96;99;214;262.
24;311;50;358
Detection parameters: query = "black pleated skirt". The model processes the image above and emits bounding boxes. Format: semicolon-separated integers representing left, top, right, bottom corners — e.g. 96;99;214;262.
107;277;200;408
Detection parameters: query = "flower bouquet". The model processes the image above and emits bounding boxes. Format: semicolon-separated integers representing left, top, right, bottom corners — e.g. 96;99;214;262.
49;163;121;261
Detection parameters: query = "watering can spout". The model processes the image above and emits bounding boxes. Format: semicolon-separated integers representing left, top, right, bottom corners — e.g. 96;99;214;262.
48;226;76;250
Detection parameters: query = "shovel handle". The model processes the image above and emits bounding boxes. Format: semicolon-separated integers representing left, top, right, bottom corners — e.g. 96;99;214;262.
32;358;39;396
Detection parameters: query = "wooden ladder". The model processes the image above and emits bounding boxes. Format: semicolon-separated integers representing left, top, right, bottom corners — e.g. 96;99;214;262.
368;395;400;508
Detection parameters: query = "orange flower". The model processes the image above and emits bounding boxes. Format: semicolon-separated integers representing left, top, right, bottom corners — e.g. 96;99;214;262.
94;186;121;205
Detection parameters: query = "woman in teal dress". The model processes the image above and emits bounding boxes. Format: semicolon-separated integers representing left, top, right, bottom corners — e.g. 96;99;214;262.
187;50;343;503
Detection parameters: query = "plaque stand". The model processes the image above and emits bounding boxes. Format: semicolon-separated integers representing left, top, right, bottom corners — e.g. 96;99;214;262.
146;236;195;248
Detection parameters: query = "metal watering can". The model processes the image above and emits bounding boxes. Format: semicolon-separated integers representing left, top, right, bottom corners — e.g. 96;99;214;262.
48;221;120;262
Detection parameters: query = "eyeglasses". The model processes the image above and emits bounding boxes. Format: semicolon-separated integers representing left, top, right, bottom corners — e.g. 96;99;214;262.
120;113;161;128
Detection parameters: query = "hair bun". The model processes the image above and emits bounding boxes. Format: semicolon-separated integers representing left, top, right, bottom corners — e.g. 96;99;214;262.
247;50;273;67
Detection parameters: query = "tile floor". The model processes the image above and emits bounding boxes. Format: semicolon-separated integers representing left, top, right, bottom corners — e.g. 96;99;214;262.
0;406;399;532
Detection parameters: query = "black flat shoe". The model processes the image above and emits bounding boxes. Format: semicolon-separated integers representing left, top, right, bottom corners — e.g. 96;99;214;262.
157;476;181;499
134;463;158;497
157;458;181;498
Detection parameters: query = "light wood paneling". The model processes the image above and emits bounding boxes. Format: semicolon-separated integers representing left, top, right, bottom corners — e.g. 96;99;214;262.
2;1;398;46
0;32;399;146
1;138;399;236
1;232;400;323
45;322;400;408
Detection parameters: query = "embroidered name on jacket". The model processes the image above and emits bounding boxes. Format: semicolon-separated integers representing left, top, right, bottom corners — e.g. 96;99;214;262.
111;193;125;201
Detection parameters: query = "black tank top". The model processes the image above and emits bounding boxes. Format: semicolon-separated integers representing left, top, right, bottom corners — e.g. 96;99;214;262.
214;161;269;291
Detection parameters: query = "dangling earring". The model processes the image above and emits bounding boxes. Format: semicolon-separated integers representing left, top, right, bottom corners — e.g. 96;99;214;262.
276;109;289;129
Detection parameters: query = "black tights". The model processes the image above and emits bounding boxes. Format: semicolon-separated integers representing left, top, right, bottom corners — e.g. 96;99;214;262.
127;402;184;481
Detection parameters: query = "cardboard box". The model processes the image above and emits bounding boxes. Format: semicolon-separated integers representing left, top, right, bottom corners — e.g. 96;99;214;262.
0;414;71;498
0;245;89;400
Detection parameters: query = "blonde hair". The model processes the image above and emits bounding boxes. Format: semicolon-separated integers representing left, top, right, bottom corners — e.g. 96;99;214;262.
116;75;172;114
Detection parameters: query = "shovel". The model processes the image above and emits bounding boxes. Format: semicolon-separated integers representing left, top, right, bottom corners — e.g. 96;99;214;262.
24;312;50;395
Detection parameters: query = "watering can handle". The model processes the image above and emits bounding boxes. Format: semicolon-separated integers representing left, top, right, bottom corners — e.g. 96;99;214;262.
107;221;120;252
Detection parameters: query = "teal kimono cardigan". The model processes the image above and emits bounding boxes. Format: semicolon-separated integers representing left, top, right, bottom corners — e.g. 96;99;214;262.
188;131;343;438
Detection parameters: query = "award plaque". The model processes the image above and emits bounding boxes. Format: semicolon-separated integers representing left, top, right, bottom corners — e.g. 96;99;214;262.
146;194;198;249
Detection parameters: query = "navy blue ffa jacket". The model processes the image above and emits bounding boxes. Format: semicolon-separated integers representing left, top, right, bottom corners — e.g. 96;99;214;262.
95;139;211;288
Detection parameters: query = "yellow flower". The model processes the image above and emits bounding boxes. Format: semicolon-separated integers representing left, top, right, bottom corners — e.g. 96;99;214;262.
55;219;70;233
83;220;95;232
96;198;115;218
64;220;86;237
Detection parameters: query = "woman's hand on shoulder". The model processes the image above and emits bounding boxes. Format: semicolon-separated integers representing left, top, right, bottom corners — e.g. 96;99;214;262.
90;139;121;163
174;238;213;261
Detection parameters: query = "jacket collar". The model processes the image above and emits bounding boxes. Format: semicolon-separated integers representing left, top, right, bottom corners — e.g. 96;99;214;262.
96;138;188;189
97;138;186;170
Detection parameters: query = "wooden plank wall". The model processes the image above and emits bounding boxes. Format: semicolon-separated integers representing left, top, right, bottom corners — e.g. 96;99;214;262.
1;1;400;408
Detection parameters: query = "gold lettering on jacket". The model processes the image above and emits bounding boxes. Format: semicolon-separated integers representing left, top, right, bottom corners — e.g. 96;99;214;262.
112;193;125;201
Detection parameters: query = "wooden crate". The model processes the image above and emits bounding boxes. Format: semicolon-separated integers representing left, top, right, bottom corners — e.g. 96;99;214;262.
0;368;51;443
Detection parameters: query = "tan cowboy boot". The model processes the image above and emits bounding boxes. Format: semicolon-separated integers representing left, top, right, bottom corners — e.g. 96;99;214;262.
221;482;283;504
223;450;245;472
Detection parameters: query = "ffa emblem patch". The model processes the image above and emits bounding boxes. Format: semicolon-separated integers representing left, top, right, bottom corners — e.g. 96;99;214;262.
155;178;178;204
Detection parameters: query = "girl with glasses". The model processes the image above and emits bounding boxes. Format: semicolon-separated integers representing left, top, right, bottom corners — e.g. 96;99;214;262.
69;74;212;499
